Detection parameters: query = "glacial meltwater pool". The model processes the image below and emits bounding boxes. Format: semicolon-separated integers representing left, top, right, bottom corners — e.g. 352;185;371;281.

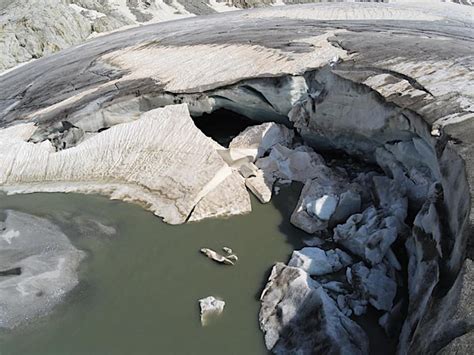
0;185;305;355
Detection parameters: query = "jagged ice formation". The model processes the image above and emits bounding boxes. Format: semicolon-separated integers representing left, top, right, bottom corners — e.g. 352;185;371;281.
0;2;472;354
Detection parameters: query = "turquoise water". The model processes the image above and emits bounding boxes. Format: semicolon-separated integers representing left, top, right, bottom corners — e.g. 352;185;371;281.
0;185;306;355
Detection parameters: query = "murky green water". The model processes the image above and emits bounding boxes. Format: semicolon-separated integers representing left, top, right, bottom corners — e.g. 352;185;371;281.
0;185;306;355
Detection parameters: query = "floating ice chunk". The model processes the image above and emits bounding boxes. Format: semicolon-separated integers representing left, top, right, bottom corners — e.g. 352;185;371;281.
200;248;234;265
199;296;225;326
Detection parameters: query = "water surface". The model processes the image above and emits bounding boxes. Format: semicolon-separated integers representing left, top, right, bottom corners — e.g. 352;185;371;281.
0;185;305;355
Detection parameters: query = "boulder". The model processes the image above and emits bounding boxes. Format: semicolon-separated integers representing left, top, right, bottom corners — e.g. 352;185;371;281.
0;210;85;329
288;247;352;276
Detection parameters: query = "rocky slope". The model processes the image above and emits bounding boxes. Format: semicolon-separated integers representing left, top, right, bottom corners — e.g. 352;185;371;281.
0;1;472;354
0;0;284;72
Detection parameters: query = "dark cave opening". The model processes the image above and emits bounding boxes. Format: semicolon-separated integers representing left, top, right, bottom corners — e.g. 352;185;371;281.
192;108;259;147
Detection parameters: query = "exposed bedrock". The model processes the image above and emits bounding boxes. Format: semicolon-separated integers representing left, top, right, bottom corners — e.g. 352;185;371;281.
0;210;85;329
0;2;472;354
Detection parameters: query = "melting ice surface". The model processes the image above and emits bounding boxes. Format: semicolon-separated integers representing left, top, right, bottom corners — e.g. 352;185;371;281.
0;186;305;355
